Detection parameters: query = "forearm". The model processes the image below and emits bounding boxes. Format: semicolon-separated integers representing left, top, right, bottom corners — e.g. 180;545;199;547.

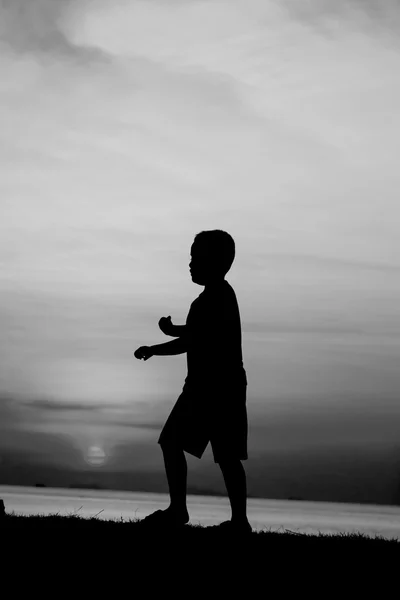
151;338;187;356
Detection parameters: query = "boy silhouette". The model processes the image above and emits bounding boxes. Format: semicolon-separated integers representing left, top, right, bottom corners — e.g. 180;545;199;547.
134;229;251;533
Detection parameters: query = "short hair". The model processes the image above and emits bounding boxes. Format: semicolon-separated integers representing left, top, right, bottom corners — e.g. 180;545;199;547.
192;229;236;276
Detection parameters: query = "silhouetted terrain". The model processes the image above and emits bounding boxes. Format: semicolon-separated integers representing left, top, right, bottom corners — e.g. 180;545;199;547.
2;513;398;562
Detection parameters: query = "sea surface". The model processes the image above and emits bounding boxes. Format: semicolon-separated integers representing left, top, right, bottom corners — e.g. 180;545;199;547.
1;485;400;540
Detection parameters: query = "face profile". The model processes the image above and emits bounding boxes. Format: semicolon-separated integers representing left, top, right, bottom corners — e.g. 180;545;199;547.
189;243;224;287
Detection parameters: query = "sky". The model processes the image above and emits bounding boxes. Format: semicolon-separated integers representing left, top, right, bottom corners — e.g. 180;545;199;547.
1;0;400;504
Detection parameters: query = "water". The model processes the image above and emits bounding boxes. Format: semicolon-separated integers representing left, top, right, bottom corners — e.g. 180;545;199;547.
1;485;400;540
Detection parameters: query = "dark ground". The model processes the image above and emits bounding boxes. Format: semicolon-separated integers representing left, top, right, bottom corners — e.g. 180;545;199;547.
1;513;398;592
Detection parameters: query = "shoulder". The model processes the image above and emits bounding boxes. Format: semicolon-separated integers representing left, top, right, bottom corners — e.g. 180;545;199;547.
221;281;238;306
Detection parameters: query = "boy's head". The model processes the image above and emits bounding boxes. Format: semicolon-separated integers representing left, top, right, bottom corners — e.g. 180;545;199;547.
190;229;235;285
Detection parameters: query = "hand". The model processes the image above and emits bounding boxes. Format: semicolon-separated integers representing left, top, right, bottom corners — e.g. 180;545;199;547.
158;315;175;336
134;346;153;361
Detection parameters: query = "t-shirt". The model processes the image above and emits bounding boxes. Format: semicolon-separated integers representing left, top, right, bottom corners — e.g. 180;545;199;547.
183;279;247;391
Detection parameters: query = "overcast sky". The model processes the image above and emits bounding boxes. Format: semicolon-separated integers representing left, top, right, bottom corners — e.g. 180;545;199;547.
1;0;400;502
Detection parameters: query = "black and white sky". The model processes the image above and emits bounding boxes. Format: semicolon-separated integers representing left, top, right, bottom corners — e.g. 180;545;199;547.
1;0;400;502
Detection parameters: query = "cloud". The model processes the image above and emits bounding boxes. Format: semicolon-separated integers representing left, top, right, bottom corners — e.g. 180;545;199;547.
279;0;400;35
250;395;400;452
107;420;163;431
0;395;20;429
27;399;102;411
24;398;164;430
0;0;105;60
0;395;83;468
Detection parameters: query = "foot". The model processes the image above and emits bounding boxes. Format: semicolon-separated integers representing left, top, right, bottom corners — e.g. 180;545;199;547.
165;506;190;525
215;519;252;534
138;507;189;528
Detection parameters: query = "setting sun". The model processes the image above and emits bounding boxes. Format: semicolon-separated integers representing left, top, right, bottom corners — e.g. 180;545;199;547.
86;445;106;466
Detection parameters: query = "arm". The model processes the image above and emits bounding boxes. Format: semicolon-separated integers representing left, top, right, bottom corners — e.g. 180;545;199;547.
171;324;187;337
151;337;188;356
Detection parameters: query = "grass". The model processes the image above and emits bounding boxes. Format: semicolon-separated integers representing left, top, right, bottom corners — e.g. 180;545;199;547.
2;511;399;551
1;512;399;590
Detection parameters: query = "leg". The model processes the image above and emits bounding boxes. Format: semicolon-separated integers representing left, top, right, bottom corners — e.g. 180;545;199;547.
219;459;249;524
160;441;189;522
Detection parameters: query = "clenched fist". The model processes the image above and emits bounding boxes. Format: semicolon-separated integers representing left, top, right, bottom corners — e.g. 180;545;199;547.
158;315;175;336
134;346;153;361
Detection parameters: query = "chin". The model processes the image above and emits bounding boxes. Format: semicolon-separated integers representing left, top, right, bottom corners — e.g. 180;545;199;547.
191;273;204;284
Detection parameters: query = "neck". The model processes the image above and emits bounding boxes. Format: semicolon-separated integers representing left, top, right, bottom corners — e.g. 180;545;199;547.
204;277;225;289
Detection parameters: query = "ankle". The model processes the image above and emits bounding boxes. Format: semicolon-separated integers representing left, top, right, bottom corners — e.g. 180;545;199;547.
231;515;249;524
168;505;188;514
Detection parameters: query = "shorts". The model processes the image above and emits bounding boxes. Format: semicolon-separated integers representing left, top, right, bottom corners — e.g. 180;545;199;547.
157;381;248;463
